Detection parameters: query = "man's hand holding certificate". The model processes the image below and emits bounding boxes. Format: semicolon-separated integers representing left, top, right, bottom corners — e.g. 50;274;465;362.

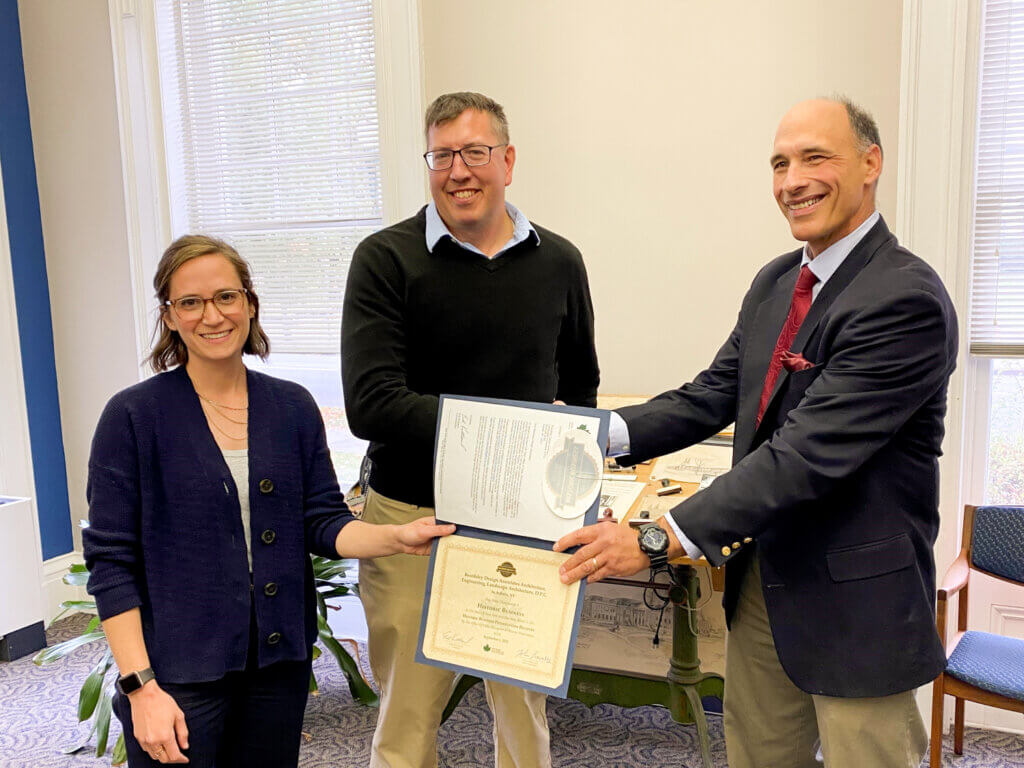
416;396;610;696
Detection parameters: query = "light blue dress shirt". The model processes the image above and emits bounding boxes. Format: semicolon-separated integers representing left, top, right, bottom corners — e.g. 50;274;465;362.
608;211;881;558
425;201;539;257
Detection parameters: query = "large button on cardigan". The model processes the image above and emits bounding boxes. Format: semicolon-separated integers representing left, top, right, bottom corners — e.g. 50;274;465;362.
83;366;354;683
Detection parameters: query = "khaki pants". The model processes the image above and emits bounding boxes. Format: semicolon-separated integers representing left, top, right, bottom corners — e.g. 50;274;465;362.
359;490;552;768
724;557;928;768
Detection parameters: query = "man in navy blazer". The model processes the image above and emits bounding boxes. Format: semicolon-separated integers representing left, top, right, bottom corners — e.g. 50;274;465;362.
556;99;957;767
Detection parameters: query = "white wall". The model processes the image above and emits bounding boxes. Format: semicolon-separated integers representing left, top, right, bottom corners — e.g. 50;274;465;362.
421;0;903;395
18;0;141;552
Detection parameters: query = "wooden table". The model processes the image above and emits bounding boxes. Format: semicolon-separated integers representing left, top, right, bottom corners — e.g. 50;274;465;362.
441;458;726;768
565;460;724;768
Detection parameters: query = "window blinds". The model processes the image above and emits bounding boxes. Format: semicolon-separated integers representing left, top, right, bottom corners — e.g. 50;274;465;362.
972;0;1024;356
154;0;382;354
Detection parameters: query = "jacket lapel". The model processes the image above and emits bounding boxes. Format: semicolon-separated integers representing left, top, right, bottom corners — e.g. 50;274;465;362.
733;256;802;456
753;217;896;439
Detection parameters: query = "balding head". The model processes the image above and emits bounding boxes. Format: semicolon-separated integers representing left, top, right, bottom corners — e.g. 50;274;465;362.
770;99;882;256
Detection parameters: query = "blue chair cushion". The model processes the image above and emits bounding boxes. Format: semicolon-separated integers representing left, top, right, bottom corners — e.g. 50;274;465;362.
946;630;1024;702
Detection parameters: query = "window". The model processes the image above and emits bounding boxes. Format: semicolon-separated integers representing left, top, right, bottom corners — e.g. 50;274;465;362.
153;0;380;487
971;1;1024;503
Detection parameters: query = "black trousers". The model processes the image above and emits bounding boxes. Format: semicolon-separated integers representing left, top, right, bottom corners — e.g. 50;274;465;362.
113;620;312;768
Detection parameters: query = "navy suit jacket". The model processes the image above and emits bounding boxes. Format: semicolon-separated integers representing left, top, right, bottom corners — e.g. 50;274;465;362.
618;217;957;697
83;366;353;684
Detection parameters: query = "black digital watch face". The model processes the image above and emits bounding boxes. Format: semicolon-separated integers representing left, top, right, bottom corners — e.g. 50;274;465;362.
640;525;668;553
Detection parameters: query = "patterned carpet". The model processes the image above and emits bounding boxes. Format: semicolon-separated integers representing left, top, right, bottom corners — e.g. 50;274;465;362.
1;615;1022;767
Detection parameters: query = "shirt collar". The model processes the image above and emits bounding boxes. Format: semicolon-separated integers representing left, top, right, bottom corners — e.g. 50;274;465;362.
425;201;540;257
800;210;880;285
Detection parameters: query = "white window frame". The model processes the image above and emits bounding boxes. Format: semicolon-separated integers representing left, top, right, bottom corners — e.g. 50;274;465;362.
897;0;981;555
896;0;984;726
107;0;427;371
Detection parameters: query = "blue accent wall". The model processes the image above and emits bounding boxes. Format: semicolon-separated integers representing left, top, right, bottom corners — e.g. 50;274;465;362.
0;0;73;559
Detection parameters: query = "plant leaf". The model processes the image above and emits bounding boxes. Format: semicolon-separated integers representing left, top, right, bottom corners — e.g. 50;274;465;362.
60;600;98;612
63;571;91;586
112;733;127;765
313;563;349;580
317;585;351;600
69;563;89;573
86;615;101;633
94;688;113;756
63;680;106;753
311;645;322;660
51;600;99;624
77;652;113;721
33;631;106;665
312;557;357;577
316;614;378;706
308;670;319;693
61;736;91;755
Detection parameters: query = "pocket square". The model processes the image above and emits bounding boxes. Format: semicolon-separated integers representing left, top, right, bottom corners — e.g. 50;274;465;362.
781;350;816;372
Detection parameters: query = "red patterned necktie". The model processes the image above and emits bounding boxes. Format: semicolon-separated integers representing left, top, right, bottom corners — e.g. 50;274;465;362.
756;265;818;426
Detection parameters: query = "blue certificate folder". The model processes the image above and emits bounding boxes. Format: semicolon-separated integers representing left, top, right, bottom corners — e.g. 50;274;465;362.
415;395;610;697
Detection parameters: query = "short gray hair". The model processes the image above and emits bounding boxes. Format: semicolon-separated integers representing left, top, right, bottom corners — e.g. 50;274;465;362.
832;95;882;157
424;92;509;145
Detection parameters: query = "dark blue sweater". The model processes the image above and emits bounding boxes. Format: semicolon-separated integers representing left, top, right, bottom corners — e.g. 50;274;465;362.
83;366;353;683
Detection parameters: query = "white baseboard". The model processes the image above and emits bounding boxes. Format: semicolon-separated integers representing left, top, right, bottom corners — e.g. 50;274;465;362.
41;551;87;627
965;718;1024;736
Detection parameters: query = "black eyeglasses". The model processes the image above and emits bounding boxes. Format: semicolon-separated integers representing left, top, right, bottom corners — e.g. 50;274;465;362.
423;144;508;171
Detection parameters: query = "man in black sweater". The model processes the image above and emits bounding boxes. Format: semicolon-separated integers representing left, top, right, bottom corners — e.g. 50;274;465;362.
341;92;600;768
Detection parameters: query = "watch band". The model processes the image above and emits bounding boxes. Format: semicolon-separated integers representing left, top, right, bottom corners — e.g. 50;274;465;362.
646;549;669;571
115;667;155;695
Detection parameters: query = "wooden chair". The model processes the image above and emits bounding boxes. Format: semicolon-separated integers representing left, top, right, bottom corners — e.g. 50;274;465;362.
930;504;1024;767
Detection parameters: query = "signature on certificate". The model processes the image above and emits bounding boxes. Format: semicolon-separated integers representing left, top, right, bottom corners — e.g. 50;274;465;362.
442;630;474;649
516;648;553;667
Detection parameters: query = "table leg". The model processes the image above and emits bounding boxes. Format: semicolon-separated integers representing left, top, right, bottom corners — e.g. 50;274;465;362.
667;564;724;768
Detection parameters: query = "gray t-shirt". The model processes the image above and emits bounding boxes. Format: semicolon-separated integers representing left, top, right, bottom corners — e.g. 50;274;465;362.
222;448;252;571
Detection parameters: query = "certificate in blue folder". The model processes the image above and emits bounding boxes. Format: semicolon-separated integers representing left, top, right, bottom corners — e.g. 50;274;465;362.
415;395;609;697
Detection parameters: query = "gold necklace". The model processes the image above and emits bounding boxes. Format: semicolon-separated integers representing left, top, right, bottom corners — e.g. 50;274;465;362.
196;390;248;411
200;398;248;426
206;412;248;442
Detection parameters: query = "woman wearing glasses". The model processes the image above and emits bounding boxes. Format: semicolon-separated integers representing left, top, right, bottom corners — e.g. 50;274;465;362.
83;235;453;767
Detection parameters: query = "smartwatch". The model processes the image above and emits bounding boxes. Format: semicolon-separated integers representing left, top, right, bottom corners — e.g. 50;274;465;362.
115;667;156;695
637;523;670;571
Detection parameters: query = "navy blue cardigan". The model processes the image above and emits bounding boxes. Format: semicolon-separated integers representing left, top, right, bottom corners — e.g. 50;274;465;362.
83;366;354;683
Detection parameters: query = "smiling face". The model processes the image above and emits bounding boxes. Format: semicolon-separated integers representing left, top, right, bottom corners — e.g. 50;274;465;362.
427;108;515;245
771;100;881;257
162;253;254;369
